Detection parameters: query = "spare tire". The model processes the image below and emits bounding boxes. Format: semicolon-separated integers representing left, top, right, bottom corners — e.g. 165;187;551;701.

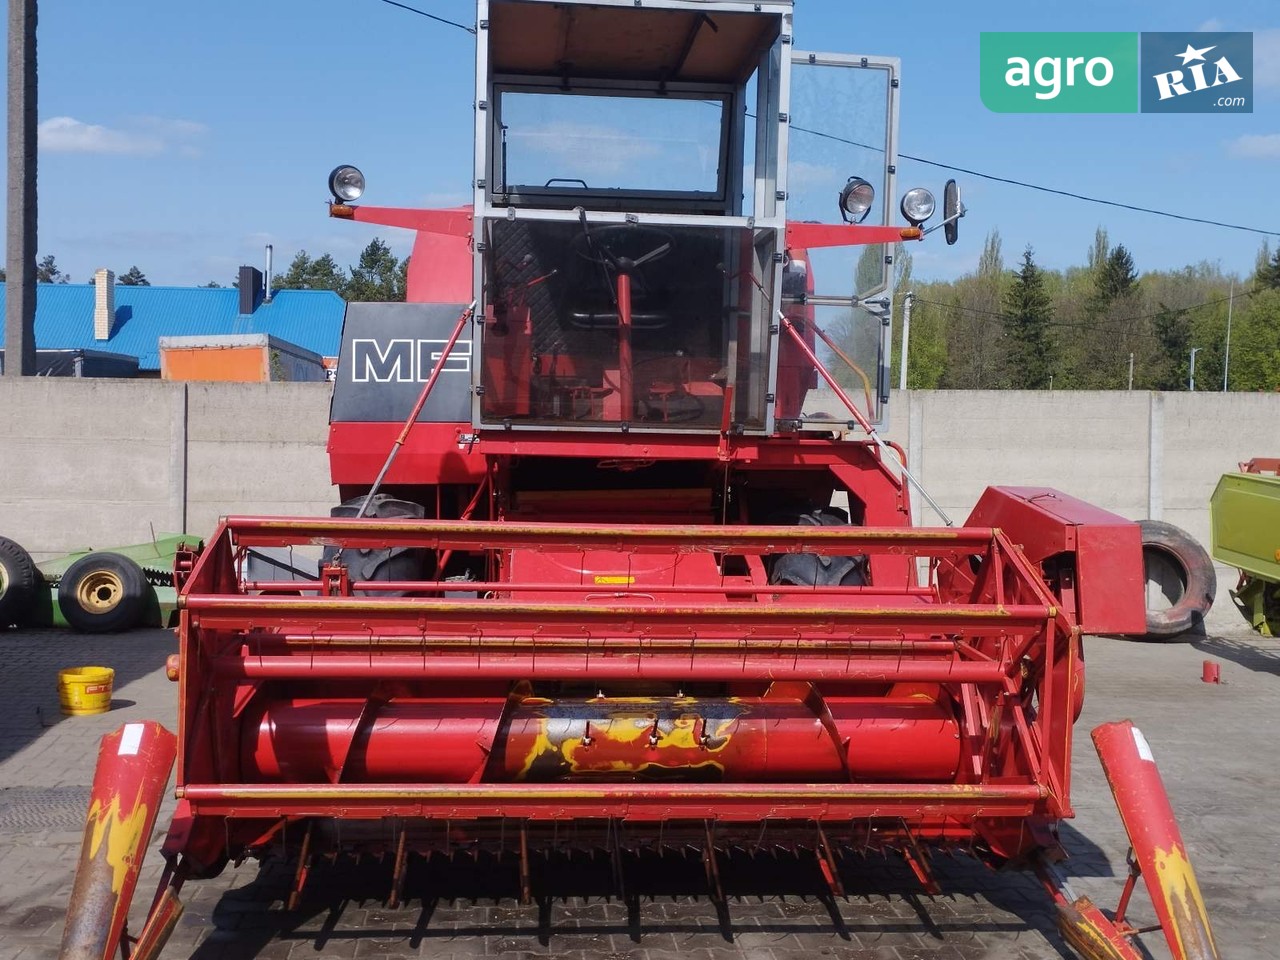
0;536;40;627
57;552;149;633
1139;520;1216;640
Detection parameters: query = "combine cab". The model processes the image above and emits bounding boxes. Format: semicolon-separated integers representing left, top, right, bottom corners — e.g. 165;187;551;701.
62;3;1221;959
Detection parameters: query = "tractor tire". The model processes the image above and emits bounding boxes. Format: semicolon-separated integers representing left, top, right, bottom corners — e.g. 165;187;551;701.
0;536;40;627
322;494;427;594
57;552;149;633
1138;520;1216;640
767;507;869;588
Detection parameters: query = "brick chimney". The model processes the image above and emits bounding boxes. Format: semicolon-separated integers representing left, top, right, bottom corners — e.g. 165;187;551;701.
93;268;115;340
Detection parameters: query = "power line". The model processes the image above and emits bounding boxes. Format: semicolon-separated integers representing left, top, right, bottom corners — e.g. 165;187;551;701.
898;153;1280;239
374;0;475;34
369;7;1275;239
787;123;1280;239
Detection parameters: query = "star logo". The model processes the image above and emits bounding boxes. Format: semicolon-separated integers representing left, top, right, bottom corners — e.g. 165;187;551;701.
1176;43;1215;65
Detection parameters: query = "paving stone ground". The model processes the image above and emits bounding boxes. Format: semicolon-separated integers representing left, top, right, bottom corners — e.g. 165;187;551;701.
1;605;1277;960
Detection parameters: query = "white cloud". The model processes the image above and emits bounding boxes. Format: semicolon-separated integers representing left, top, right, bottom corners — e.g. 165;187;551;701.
510;121;662;178
38;115;208;157
1255;29;1280;90
38;117;163;155
420;191;471;207
1227;133;1280;159
1197;18;1224;32
787;160;839;191
133;115;208;138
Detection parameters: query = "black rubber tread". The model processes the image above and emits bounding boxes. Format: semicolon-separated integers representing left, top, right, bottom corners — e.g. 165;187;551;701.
0;536;40;627
322;494;428;594
57;552;149;633
767;507;869;588
1139;519;1217;640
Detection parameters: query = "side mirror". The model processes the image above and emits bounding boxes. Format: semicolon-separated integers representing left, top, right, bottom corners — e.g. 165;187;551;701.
944;179;962;246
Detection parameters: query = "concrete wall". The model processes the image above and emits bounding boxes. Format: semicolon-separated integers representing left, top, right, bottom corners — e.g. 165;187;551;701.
861;389;1277;553
0;379;334;560
0;379;1275;568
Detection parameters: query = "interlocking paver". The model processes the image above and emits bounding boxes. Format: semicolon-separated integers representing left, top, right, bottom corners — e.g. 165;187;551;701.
2;617;1278;959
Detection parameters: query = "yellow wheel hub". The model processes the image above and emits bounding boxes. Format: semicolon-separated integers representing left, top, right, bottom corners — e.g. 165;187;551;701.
76;570;124;613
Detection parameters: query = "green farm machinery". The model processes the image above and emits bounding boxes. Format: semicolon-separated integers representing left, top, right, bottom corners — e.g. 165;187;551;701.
1210;458;1280;636
0;534;200;632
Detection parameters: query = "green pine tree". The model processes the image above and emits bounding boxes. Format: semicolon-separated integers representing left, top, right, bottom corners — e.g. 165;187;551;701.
1002;246;1054;389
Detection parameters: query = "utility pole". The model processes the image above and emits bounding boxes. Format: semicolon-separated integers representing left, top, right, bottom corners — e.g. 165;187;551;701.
4;0;37;377
1189;347;1201;392
1222;278;1234;392
897;291;913;390
1127;352;1134;390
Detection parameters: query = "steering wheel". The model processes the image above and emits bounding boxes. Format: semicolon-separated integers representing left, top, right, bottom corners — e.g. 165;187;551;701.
570;223;675;274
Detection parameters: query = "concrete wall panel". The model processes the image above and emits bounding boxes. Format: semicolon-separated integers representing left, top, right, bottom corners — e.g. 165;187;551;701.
2;381;1278;618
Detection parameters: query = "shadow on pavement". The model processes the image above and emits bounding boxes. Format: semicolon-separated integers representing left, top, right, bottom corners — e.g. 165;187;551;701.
0;627;175;765
184;846;1083;960
1192;633;1280;677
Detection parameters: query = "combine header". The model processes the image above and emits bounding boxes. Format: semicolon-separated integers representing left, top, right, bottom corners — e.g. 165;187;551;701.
62;2;1221;958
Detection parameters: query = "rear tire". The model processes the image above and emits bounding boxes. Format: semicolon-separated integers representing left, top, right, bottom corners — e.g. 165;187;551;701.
0;536;40;627
1139;520;1216;640
57;552;149;633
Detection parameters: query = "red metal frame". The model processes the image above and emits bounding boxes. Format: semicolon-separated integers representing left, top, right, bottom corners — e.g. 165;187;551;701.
162;511;1090;866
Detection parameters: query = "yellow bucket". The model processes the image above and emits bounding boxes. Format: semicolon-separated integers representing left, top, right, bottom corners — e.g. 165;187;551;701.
58;666;115;716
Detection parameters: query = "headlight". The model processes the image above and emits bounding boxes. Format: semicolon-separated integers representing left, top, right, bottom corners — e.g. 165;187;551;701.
899;187;936;226
328;165;365;203
838;176;875;224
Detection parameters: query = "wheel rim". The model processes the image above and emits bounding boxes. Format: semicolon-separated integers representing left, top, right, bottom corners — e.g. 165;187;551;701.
76;570;124;613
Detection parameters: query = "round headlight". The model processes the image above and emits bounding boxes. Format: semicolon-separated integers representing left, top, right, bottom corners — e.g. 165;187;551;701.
328;165;365;203
899;187;936;226
838;176;875;224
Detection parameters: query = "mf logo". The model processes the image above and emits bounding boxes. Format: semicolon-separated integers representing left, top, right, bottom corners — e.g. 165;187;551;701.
350;339;473;383
1141;33;1252;112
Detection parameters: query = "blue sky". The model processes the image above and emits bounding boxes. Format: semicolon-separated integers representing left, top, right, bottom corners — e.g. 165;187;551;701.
22;0;1280;287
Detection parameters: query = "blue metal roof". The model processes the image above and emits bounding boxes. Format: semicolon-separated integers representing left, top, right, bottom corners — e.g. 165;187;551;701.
0;283;346;371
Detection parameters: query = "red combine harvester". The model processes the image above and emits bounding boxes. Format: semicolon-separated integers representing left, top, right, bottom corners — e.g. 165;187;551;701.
62;3;1220;959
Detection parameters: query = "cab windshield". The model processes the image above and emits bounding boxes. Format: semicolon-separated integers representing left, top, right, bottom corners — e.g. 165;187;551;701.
499;90;727;196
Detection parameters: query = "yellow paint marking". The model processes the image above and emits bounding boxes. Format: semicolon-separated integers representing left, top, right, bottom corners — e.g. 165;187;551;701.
1152;843;1218;958
86;788;151;895
593;575;635;585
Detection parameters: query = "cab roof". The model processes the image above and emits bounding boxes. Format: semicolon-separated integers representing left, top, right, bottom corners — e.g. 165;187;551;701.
488;0;784;85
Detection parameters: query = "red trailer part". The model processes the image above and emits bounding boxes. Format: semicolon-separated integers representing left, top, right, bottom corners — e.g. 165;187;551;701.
61;2;1219;958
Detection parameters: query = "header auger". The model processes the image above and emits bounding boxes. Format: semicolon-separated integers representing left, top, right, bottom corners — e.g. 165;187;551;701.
63;2;1220;958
